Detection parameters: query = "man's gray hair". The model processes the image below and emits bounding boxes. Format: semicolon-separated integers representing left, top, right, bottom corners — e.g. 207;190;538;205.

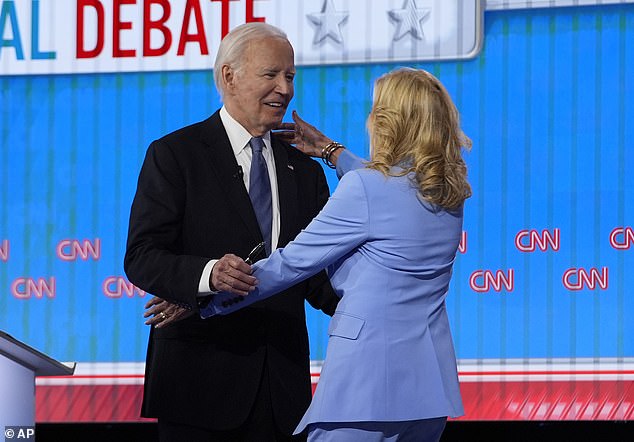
214;22;289;98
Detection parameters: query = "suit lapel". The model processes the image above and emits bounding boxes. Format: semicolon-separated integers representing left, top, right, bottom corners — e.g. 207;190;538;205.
271;137;298;247
199;112;263;244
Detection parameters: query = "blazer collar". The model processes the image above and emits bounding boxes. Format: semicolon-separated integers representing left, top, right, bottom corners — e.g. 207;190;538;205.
199;111;263;244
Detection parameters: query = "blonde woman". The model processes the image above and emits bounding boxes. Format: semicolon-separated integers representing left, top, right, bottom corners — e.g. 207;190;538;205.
203;68;471;441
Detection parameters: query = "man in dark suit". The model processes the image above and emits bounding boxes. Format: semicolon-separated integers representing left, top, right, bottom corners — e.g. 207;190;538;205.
124;22;338;442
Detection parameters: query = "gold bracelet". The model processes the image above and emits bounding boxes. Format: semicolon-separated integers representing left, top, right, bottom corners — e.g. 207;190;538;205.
320;142;344;169
325;145;343;169
320;142;338;160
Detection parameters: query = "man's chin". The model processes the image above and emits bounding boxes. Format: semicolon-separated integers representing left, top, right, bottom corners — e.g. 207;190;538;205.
267;113;287;126
273;107;288;117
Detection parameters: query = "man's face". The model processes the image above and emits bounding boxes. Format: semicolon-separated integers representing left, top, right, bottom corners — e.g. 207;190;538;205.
223;37;295;137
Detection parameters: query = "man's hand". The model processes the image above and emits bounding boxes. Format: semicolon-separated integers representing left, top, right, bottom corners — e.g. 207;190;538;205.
144;296;193;328
211;254;257;295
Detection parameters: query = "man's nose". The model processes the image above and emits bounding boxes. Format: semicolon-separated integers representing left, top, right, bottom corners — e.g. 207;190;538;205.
275;75;293;96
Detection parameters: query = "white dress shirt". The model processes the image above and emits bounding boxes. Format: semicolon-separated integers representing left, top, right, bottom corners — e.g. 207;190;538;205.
198;106;281;294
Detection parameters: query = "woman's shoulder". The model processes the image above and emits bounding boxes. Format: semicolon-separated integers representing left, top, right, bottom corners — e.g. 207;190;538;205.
350;167;410;190
334;169;412;209
350;166;388;181
337;167;386;194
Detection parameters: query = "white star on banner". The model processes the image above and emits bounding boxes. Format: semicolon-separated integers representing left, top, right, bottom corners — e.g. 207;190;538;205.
388;0;431;41
307;0;349;45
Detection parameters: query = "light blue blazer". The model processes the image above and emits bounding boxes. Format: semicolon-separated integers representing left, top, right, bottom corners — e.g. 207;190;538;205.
202;150;464;431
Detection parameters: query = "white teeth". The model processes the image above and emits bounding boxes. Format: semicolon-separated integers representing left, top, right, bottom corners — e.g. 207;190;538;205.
266;103;283;107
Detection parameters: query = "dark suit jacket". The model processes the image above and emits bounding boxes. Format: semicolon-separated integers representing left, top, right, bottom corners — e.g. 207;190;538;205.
124;111;338;433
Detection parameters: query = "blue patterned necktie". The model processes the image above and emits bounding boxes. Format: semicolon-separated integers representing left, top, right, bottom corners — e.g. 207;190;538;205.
249;137;272;255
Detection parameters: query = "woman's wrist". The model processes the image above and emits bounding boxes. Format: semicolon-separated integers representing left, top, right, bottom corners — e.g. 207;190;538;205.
327;145;344;167
320;141;346;169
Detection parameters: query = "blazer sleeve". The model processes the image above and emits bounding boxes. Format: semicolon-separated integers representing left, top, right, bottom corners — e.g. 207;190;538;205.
201;171;370;317
301;148;366;316
124;140;209;309
335;149;366;178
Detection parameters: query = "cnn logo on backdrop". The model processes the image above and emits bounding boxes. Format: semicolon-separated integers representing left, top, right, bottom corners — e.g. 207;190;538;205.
469;270;515;293
11;277;56;299
562;267;609;291
56;239;101;261
103;277;146;298
609;227;634;250
515;228;560;252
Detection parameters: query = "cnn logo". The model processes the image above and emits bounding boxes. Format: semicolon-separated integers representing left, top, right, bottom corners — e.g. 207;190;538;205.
609;227;634;250
57;239;101;261
515;228;560;252
563;267;608;291
103;277;146;298
469;270;514;293
11;277;56;299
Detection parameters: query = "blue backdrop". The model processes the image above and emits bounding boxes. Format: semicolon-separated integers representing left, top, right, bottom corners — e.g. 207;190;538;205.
1;5;633;364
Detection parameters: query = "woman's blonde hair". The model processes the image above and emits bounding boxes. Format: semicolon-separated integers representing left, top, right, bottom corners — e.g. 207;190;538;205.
366;68;472;210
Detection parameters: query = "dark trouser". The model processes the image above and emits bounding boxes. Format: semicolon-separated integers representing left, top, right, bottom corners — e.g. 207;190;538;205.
158;364;306;442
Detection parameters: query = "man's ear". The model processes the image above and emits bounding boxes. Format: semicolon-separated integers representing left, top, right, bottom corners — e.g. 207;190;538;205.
221;65;234;91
